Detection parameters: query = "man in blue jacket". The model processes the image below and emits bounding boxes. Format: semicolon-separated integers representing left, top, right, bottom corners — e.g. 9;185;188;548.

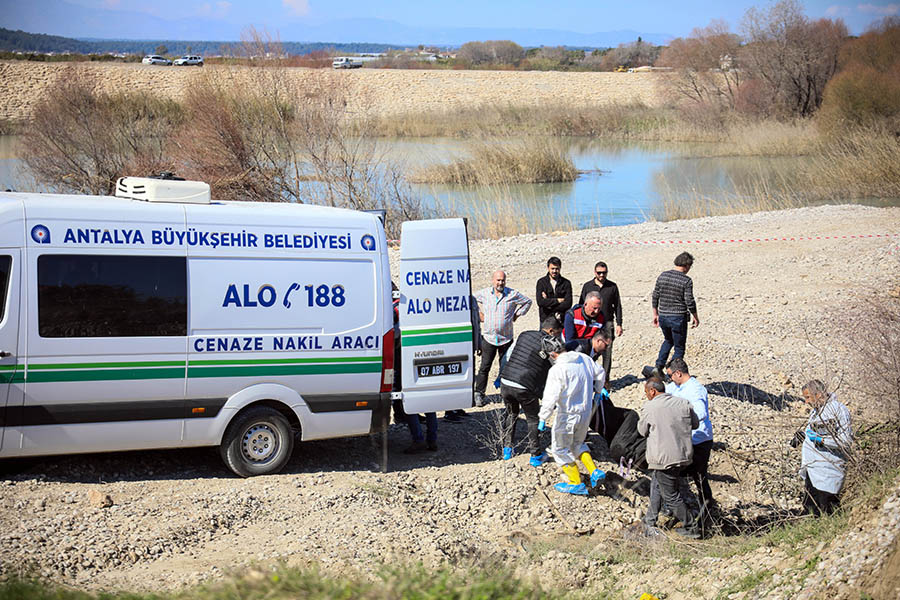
665;358;714;509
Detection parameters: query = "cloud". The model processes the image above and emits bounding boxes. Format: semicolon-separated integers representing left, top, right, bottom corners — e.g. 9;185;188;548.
857;3;900;15
825;5;852;16
196;1;231;18
283;0;310;16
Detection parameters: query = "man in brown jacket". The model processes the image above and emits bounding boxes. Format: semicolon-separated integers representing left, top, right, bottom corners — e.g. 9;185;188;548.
637;377;700;538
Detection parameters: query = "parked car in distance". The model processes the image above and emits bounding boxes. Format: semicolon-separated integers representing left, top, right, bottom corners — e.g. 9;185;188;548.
332;57;362;69
142;55;172;65
174;55;204;66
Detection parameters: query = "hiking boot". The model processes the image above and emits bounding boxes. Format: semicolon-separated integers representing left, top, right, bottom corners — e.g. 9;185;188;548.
403;441;428;454
474;393;486;408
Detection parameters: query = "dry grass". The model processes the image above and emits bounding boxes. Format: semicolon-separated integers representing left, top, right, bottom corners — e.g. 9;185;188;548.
407;139;577;185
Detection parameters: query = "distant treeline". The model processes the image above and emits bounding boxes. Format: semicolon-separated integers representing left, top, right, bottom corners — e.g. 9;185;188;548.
0;28;397;57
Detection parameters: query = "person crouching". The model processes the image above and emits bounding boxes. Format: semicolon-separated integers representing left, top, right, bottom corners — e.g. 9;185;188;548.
538;331;611;495
638;377;701;538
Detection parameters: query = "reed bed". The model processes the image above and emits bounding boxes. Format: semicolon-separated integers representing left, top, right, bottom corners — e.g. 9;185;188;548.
407;139;577;185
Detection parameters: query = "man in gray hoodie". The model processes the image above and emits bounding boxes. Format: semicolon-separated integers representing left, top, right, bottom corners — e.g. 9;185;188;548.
638;377;700;538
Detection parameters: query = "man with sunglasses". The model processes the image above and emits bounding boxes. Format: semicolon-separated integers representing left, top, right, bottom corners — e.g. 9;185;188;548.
578;261;623;379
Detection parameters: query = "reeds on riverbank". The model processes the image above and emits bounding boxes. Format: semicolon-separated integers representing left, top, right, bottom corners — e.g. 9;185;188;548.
652;126;900;221
407;139;577;185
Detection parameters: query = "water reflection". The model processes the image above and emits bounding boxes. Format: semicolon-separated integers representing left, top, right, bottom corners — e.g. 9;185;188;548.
0;135;892;232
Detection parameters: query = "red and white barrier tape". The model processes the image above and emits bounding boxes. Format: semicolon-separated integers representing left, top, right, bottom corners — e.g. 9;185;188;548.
387;233;899;247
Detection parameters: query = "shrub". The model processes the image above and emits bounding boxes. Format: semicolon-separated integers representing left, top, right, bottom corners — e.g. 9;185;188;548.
22;66;182;195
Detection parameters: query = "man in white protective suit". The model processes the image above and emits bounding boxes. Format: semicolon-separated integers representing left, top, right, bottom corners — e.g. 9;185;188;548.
538;330;611;495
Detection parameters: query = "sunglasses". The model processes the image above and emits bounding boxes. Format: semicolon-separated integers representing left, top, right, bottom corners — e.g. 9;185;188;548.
595;271;608;276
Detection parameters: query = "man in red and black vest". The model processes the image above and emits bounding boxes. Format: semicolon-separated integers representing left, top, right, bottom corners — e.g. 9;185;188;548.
562;291;604;358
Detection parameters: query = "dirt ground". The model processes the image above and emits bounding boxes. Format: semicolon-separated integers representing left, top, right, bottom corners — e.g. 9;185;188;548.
1;204;899;598
0;60;666;123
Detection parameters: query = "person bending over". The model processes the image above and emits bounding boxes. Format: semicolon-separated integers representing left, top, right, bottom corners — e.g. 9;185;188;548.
538;332;610;496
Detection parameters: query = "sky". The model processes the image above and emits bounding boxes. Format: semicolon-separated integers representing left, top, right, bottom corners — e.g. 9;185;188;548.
1;0;898;44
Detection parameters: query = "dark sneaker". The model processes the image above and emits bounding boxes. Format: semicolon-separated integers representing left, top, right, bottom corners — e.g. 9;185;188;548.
403;441;428;454
427;441;438;451
456;410;471;418
444;412;462;423
474;393;486;408
675;527;701;539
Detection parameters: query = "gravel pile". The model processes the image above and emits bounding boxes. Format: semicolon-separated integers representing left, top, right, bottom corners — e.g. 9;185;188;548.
1;204;898;597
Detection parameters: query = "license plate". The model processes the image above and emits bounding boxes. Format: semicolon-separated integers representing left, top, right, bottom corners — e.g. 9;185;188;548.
417;361;462;378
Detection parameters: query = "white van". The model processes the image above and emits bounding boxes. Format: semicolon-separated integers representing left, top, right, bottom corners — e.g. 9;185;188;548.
0;177;475;476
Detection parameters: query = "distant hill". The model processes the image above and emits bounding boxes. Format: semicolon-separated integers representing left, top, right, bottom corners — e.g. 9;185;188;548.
0;28;399;57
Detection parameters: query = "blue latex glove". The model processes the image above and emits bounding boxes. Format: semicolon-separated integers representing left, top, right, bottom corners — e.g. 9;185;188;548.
806;428;824;444
538;419;546;432
600;388;610;402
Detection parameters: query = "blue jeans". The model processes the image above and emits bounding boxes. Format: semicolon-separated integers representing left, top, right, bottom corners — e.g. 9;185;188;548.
656;314;688;370
406;412;437;444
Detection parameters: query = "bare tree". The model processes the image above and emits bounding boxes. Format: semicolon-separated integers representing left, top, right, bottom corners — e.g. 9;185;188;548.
599;39;661;70
457;40;524;66
22;67;181;195
657;20;743;109
740;0;847;117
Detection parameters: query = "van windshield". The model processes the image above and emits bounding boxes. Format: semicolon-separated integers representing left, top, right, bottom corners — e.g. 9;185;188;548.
0;255;9;322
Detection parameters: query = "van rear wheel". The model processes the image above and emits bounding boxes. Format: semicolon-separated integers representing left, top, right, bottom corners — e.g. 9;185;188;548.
220;407;294;477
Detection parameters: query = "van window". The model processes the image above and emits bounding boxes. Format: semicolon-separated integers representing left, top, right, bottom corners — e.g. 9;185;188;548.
38;255;187;337
0;255;9;322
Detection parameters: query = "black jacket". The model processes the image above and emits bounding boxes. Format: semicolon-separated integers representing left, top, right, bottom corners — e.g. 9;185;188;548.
578;279;623;327
501;330;552;396
536;274;572;325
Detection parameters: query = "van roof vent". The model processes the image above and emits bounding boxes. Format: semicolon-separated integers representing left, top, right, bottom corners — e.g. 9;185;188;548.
115;176;211;204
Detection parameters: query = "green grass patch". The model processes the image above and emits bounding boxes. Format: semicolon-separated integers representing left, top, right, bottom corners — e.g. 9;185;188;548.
715;569;773;600
0;564;563;600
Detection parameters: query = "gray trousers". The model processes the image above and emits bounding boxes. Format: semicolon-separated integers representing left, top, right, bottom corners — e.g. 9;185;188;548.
644;466;696;531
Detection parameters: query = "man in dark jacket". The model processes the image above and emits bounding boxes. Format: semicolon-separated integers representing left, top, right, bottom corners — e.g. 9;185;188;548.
578;261;623;379
536;256;572;326
498;316;562;466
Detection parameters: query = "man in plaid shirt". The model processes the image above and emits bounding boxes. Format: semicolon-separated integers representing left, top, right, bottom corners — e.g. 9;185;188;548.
474;270;532;407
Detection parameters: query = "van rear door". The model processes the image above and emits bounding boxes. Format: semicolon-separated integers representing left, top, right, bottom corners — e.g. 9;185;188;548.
397;219;474;414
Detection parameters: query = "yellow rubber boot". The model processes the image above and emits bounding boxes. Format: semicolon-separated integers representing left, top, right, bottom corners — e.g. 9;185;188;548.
580;452;597;473
562;463;581;485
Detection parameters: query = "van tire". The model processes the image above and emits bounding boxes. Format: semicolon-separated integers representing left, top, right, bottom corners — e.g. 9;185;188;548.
220;407;294;477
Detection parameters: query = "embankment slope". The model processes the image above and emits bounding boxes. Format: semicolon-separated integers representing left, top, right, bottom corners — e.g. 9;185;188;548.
0;60;667;123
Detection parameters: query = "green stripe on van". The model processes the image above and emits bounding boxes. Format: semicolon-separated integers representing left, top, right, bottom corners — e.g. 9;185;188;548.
14;356;380;383
27;367;187;383
188;356;379;367
188;362;381;378
401;325;472;336
401;331;473;347
28;360;186;370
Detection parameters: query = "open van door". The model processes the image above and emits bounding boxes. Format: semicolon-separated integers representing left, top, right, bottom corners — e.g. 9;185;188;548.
397;219;475;414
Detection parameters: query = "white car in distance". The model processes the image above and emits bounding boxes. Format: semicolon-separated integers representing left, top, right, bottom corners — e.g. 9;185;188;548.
142;55;172;65
174;55;204;66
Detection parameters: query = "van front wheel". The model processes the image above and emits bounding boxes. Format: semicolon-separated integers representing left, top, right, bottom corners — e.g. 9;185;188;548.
220;407;294;477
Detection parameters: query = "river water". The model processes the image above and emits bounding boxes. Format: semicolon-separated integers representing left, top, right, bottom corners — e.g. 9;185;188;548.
1;135;891;233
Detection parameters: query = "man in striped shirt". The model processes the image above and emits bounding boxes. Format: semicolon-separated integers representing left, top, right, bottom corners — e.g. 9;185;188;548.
651;252;700;375
474;270;532;407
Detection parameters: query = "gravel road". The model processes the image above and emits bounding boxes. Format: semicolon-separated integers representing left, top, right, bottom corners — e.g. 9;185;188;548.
1;204;898;598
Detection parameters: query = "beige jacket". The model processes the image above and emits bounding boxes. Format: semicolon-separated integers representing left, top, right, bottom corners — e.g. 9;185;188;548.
637;392;699;470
